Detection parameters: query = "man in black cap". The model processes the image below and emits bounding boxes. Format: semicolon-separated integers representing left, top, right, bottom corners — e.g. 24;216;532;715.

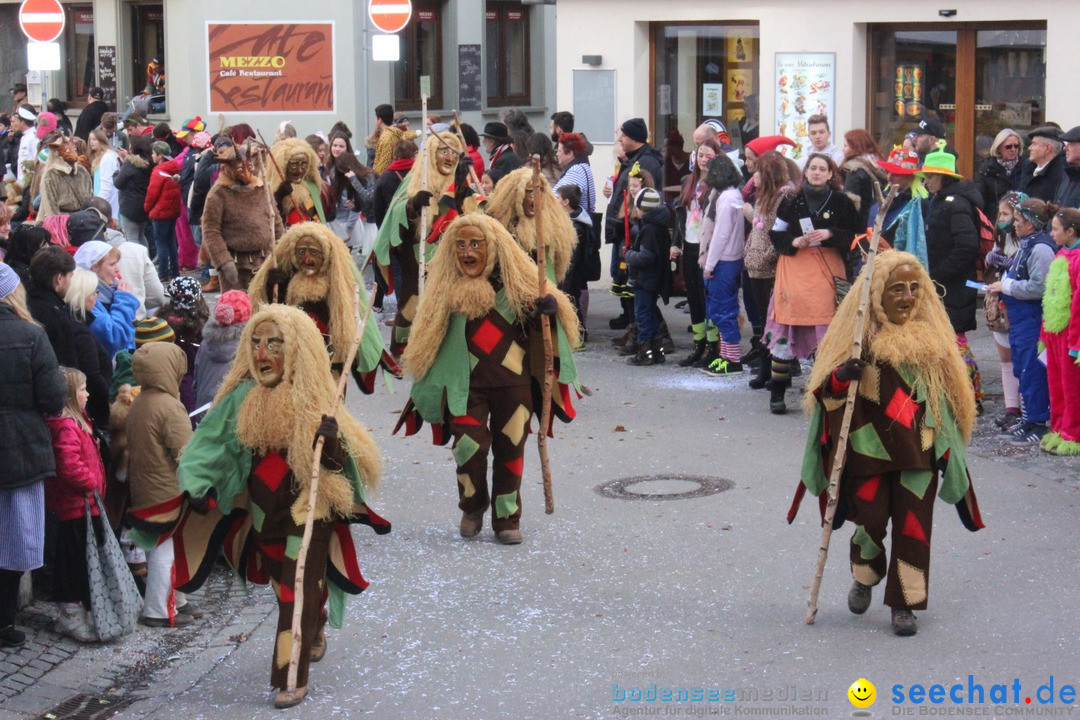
1053;126;1080;209
481;121;520;186
602;117;663;329
912;117;957;162
1020;126;1065;202
9;84;27;116
74;86;108;142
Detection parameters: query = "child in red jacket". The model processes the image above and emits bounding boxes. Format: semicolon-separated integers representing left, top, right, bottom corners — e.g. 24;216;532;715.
144;141;183;281
45;367;106;642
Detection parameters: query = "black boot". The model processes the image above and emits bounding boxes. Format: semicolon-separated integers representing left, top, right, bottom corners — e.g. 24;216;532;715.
694;341;719;369
659;321;675;355
748;350;772;390
611;323;634;347
651;338;666;364
769;358;791;414
627;340;657;366
609;314;630;330
740;335;765;368
679;339;708;367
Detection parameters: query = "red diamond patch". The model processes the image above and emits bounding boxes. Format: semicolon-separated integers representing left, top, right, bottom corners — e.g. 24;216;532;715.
855;475;881;503
453;414;482;427
504;456;524;478
471;318;504;355
901;510;929;544
885;387;917;428
254;452;290;493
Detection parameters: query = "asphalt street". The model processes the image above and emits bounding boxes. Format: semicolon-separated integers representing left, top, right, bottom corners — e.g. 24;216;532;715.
95;292;1080;719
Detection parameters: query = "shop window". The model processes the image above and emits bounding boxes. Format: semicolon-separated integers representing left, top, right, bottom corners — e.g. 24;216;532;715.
869;23;1045;178
486;1;530;107
64;5;94;103
130;4;166;114
394;3;443;112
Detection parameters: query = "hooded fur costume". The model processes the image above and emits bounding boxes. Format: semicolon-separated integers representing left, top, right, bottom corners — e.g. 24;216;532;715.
484;167;577;284
788;251;983;610
269;138;331;226
129;305;389;631
249;222;400;391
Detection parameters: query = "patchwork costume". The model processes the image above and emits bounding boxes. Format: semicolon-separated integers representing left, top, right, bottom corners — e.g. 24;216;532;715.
1040;240;1080;454
395;215;580;540
269;138;333;228
788;251;983;626
249;222;400;393
129;305;388;706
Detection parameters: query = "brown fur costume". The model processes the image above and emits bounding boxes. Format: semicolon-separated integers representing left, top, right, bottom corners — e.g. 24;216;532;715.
403;214;580;381
249;222;359;367
215;304;381;523
805;250;975;441
484;166;577;283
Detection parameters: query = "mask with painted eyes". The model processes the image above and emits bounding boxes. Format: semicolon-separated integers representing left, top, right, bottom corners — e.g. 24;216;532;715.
250;320;286;386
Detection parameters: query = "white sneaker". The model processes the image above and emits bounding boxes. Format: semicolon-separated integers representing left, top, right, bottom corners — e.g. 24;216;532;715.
55;603;99;642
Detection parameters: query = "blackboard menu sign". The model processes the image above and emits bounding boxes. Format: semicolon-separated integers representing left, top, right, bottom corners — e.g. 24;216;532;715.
97;45;118;110
459;44;481;111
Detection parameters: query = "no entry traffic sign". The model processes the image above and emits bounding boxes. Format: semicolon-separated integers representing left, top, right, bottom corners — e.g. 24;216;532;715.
369;0;411;34
19;0;65;43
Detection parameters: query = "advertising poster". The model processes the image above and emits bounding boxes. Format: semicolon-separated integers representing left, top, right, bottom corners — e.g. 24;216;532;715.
726;35;753;64
774;52;835;162
207;22;335;113
727;69;753;103
893;63;925;118
702;83;723;117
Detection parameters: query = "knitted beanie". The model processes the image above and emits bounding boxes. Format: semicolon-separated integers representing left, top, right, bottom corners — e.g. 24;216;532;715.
635;187;662;212
214;290;251;326
135;316;175;346
0;262;19;299
621;118;649;144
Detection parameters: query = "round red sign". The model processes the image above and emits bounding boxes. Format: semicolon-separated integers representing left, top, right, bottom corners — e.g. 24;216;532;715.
369;0;412;34
19;0;65;43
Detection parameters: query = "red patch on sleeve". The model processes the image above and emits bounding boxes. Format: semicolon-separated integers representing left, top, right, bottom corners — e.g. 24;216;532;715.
884;387;917;428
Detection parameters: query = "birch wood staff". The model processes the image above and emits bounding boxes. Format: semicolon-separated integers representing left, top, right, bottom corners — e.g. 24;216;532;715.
418;94;430;296
805;182;897;625
284;280;375;697
531;156;556;514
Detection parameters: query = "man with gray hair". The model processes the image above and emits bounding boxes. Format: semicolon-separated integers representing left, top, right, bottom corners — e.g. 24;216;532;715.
1020;126;1065;202
1053;126;1080;208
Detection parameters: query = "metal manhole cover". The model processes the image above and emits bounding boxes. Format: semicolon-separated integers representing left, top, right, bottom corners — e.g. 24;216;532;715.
35;694;130;720
595;474;733;500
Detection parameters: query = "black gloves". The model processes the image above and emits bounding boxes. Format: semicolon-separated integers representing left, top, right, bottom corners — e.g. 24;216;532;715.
407;190;434;219
834;358;867;383
266;267;287;303
535;294;558;317
315;414;344;469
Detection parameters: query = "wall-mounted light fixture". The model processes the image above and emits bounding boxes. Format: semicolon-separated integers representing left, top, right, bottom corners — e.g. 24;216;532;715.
938;9;957;17
582;55;602;66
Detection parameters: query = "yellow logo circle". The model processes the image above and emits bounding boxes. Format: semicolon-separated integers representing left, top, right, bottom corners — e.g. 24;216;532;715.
848;678;876;708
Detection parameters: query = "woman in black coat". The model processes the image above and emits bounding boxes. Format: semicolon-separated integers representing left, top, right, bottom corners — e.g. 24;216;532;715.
974;129;1027;216
112;135;153;250
4;224;51;284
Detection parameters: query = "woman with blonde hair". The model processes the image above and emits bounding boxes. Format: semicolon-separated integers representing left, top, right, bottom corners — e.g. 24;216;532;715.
0;263;66;647
72;242;139;356
974;128;1027;216
88;128;121;220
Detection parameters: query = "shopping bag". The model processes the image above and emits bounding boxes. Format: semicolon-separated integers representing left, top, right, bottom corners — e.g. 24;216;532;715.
85;492;142;642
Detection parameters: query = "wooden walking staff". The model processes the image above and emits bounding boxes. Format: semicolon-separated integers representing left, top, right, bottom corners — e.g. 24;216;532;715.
805;181;897;625
531;156;557;514
283;281;376;699
418;93;430;296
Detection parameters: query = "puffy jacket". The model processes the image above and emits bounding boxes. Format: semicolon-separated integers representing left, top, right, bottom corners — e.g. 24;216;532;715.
88;289;140;357
194;317;245;407
126;343;192;509
924;179;982;333
0;303;67;489
45;415;105;521
113;154;151;223
143;157;183;221
625;204;672;297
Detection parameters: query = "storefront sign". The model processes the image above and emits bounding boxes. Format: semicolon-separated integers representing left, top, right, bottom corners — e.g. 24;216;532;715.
774;52;835;162
207;22;335;114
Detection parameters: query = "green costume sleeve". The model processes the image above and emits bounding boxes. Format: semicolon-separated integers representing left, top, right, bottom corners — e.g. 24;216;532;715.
305;179;326;223
799;401;829;496
178;382;255;515
347;261;393;380
371;179;413;267
408;314;471;423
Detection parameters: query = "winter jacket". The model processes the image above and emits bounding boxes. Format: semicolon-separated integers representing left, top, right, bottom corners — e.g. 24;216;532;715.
201;180;284;270
26;279;112;429
1052;163;1080;210
74;100;108;142
88;289;140;357
45;415;105;521
126;343;192;509
974;156;1027;216
180;148;203;207
93;148;121;220
488;143;522;186
1001;229;1056;302
770;187;859;258
187;151;218;225
604;142;664;245
559;209;593;297
194;318;245;407
109;234;166;320
0;303;67;489
1020;153;1066;202
703;186;746;271
625;204;672;297
113;154;151;223
842;156;888;231
373;159;412;227
373;125;420;175
924;179;983;333
345;172;377;218
38;161;93;219
143;157;183;221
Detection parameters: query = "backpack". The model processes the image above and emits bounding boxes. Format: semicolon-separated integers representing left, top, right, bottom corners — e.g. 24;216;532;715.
973;207;995;275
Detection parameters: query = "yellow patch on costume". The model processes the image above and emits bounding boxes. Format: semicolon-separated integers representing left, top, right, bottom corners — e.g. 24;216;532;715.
501;341;525;375
501;404;531;446
858;363;881;404
275;630;292;669
896;558;927;607
457;472;476;499
851;563;881;587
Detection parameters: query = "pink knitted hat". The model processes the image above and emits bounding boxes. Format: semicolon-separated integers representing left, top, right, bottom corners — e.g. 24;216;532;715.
213;290;251;326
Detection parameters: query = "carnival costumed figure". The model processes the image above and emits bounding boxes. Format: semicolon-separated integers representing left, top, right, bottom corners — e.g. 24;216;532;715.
371;132;480;356
1040;208;1080;455
249;221;401;391
484;166;577;286
129;305;389;708
201;138;285;292
395;215;580;544
269;138;333;227
787;251;983;637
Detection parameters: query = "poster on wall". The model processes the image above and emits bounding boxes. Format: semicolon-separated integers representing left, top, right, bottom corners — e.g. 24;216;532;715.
727;69;753;104
207;22;335;113
774;53;835;162
893;63;924;118
702;83;723;117
726;36;753;64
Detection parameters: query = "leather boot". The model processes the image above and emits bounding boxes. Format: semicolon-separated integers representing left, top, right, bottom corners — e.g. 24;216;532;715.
740;335;765;368
679;339;708;367
614;324;639;356
748;351;772;390
201;275;220;293
610;323;634;347
769;358;791;414
651;338;666;364
659;321;675;354
627;340;656;366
